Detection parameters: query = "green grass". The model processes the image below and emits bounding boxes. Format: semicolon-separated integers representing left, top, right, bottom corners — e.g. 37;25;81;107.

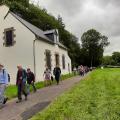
31;68;120;120
5;73;76;100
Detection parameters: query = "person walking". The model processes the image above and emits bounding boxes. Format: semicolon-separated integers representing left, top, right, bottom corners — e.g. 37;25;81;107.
53;65;61;85
16;65;27;103
0;64;8;105
79;65;84;76
73;67;77;75
43;67;52;86
26;68;36;94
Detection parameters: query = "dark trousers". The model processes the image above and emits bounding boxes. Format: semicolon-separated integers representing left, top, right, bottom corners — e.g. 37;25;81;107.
80;71;84;76
17;83;27;100
55;75;60;84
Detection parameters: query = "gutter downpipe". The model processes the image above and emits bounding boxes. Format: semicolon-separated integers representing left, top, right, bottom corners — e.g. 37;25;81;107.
33;38;37;78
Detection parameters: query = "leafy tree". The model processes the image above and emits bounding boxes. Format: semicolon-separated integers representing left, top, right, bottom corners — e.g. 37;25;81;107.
81;29;110;67
102;56;115;66
102;52;120;66
58;15;65;28
112;52;120;65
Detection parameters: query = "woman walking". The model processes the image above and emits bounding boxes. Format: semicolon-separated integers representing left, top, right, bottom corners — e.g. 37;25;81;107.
43;68;52;86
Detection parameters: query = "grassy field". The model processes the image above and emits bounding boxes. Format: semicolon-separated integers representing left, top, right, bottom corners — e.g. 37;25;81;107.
5;73;75;99
31;68;120;120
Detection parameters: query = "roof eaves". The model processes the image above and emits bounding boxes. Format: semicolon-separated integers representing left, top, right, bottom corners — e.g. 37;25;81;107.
35;35;55;45
58;43;68;50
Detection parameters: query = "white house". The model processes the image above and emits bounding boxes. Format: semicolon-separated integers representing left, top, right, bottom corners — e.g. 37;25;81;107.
0;5;72;84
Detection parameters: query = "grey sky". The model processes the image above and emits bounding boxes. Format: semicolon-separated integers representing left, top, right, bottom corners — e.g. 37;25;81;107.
30;0;120;55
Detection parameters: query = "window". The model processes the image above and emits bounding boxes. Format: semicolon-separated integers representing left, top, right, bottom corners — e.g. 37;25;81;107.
45;50;51;70
3;27;16;47
55;54;60;66
62;55;65;69
68;63;70;73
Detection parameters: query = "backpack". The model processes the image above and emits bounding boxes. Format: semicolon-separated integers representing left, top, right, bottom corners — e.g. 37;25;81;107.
22;69;27;83
53;68;56;75
3;69;10;82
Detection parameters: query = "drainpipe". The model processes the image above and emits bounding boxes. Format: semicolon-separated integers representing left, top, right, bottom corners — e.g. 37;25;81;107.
33;38;37;78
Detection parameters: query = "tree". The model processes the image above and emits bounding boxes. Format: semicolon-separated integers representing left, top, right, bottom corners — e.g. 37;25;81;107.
57;15;65;28
102;56;115;66
81;29;110;67
112;52;120;65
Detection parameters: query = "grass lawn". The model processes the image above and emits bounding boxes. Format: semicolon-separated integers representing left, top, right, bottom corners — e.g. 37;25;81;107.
5;73;76;100
31;68;120;120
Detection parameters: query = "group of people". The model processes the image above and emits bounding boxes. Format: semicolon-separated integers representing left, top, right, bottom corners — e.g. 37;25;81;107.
43;65;61;86
73;65;90;76
0;63;62;105
16;65;36;103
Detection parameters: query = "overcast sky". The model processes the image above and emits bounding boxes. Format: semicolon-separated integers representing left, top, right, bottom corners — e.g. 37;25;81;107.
30;0;120;55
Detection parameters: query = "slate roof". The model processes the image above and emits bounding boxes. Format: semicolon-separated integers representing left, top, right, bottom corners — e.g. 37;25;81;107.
10;12;54;44
10;12;67;49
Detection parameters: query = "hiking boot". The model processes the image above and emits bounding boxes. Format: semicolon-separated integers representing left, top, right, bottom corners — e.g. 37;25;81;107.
3;97;8;104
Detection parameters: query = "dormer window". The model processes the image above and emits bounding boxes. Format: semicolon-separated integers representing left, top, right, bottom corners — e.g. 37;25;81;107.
3;27;16;47
44;29;59;44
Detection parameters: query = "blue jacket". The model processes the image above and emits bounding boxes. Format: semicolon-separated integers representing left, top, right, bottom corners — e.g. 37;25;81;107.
0;69;8;84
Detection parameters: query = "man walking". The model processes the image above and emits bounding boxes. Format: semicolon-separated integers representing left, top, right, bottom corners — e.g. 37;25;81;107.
26;68;36;93
16;65;27;103
0;64;8;105
53;65;61;85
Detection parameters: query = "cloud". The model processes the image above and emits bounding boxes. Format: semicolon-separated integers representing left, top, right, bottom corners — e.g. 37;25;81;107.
48;0;85;16
31;0;120;55
94;0;120;7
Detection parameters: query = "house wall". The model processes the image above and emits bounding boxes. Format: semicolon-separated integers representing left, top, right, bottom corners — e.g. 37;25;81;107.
0;5;72;84
0;5;35;84
35;40;72;81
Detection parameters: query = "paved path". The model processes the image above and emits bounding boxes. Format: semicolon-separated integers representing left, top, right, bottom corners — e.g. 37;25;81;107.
0;76;83;120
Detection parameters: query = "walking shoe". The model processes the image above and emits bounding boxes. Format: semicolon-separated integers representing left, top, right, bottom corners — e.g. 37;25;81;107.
16;100;22;103
3;97;8;104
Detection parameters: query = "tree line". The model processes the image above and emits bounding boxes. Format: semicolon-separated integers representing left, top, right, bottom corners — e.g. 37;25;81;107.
102;52;120;66
0;0;110;67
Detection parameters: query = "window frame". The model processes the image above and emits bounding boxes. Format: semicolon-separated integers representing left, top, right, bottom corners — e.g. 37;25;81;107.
45;50;52;70
3;27;16;47
62;55;66;69
55;53;60;67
